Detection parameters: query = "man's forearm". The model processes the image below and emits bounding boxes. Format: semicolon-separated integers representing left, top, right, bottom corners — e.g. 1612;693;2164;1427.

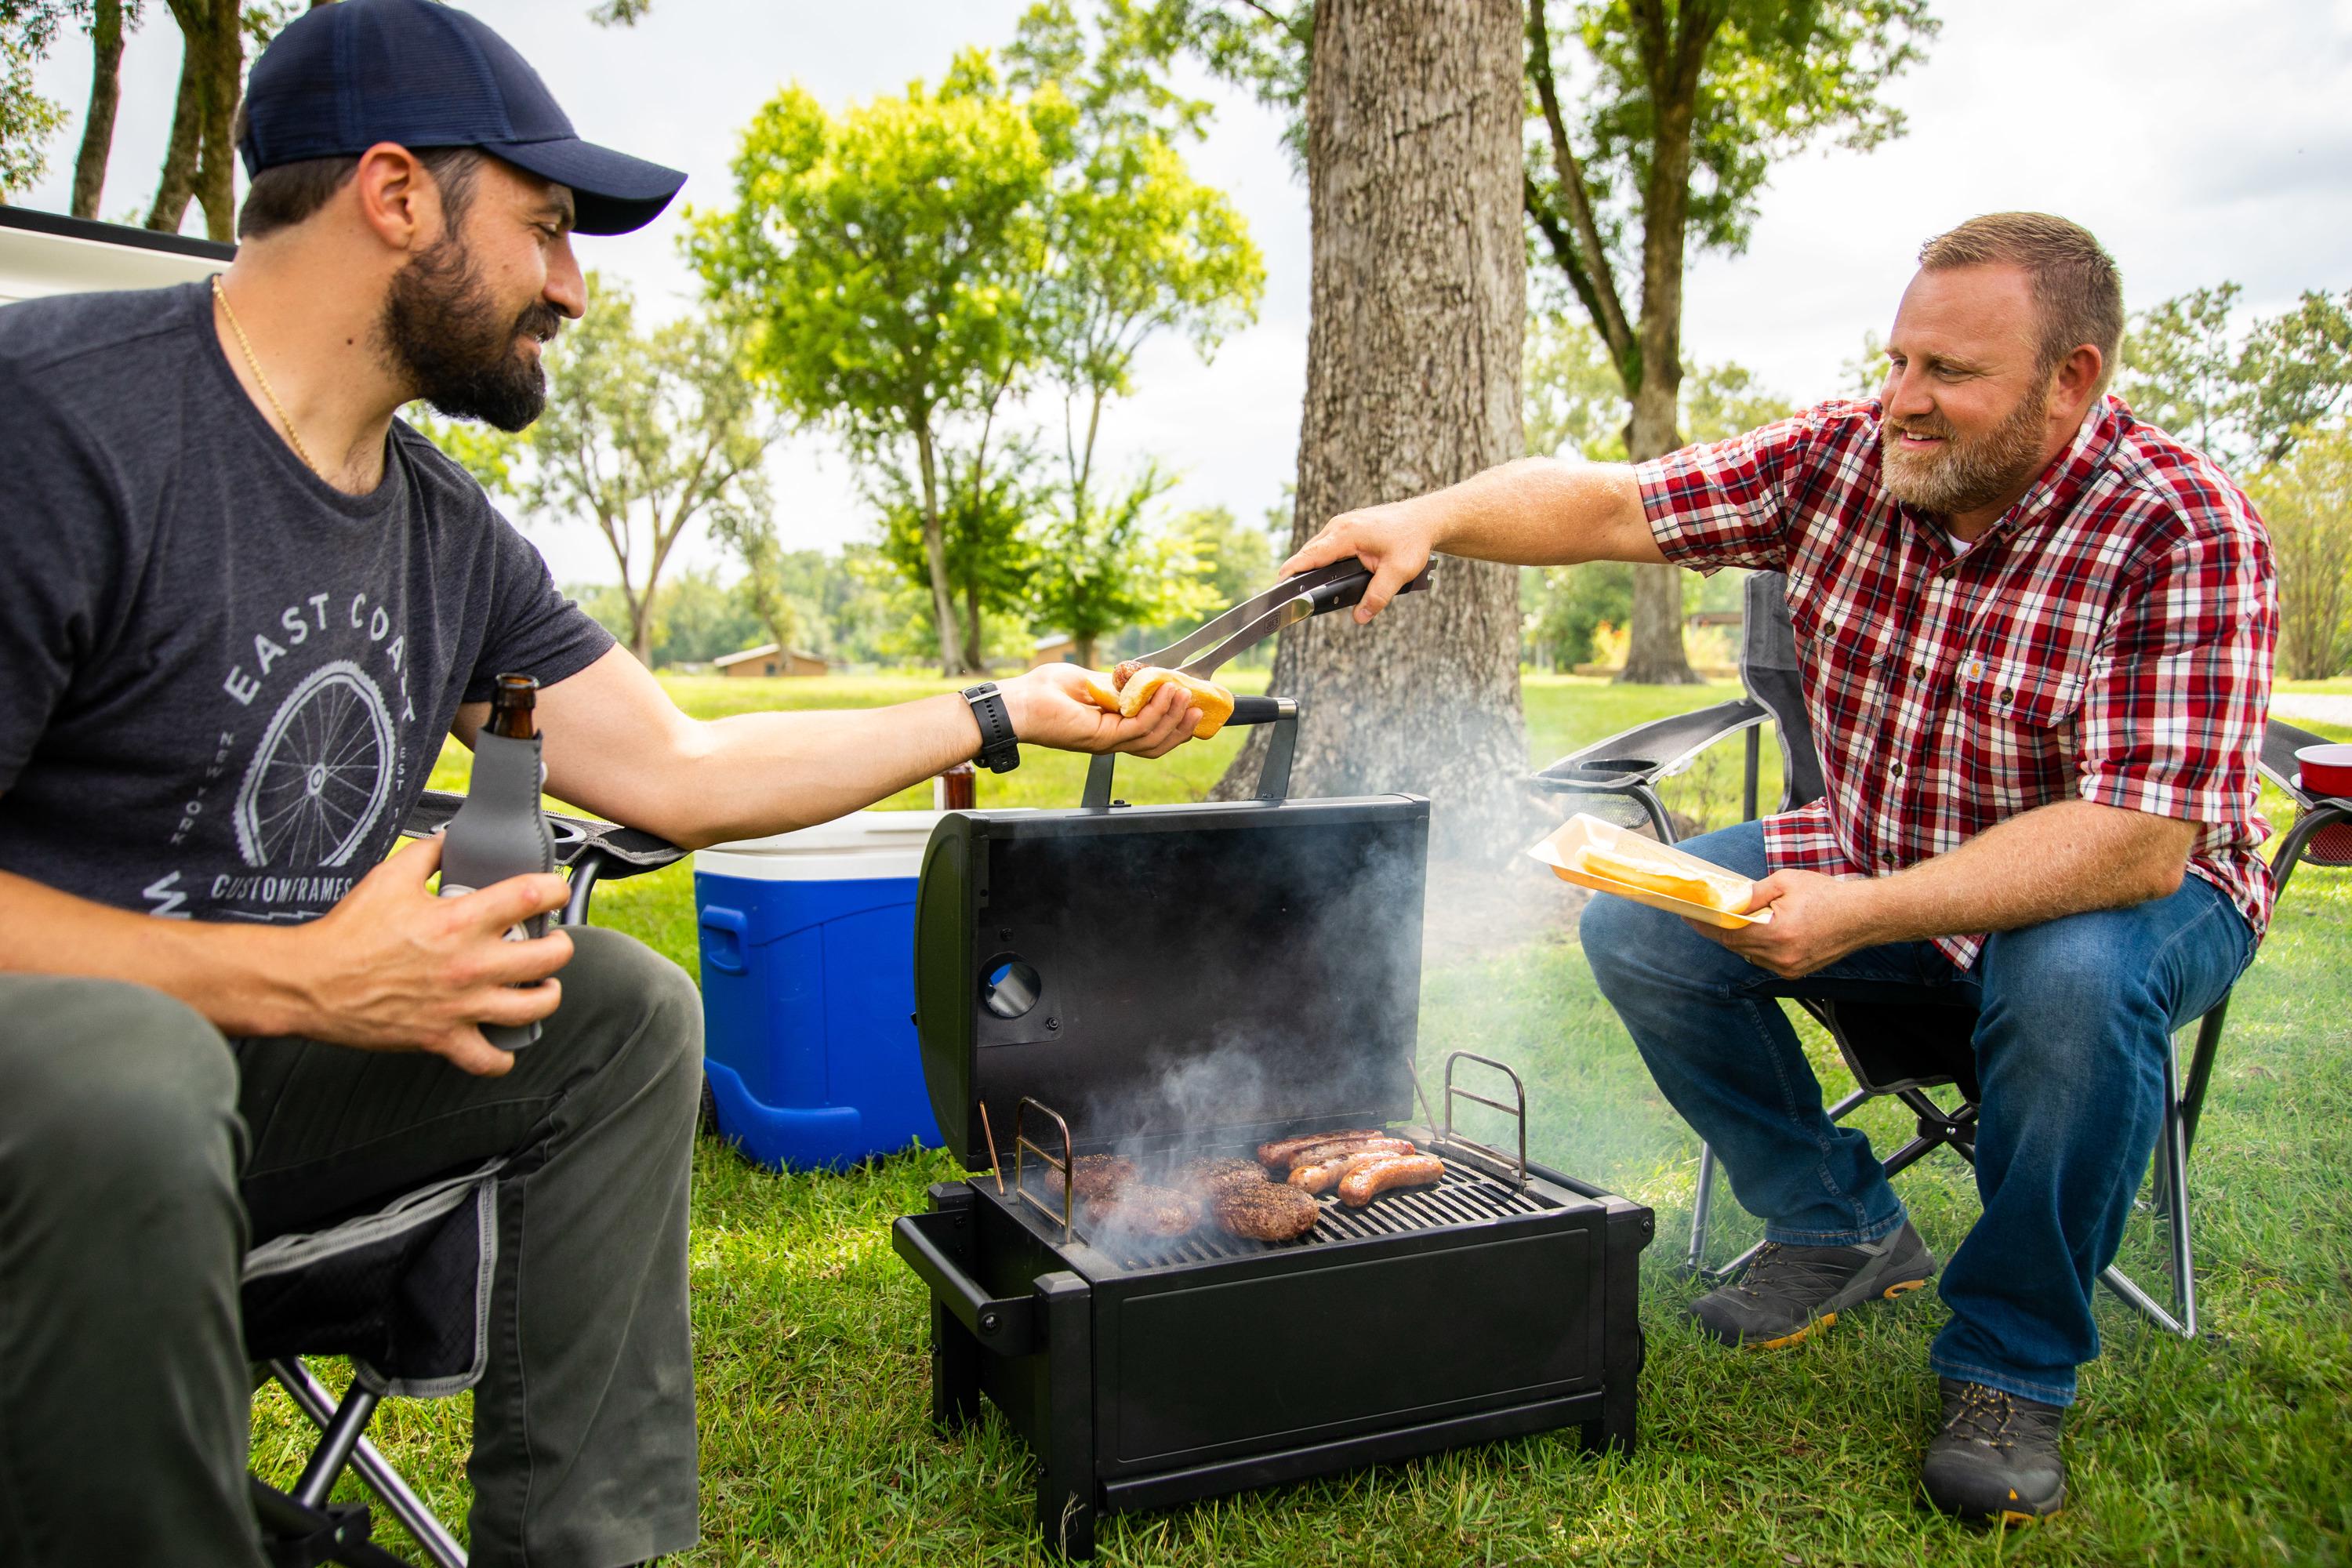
0;869;313;1035
1407;457;1662;567
633;692;987;850
1847;799;2198;946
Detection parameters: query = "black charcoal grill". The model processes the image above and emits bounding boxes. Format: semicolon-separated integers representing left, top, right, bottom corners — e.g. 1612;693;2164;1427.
891;703;1653;1557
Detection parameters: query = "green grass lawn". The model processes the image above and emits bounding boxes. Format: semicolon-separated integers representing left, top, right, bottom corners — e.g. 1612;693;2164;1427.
264;674;2352;1565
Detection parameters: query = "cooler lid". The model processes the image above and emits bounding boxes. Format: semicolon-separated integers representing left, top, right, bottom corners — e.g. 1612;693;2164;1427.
913;796;1431;1167
699;808;1031;882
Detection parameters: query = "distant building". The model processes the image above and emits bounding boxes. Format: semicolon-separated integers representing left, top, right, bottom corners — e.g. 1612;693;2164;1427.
1029;633;1075;669
713;643;828;678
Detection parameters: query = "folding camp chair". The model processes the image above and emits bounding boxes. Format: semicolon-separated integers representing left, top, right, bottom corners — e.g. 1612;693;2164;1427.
246;796;684;1568
1533;570;1823;835
1536;572;2342;1341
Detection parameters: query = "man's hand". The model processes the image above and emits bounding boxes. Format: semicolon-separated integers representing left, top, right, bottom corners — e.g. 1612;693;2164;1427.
1003;663;1201;757
1689;869;1884;980
286;834;574;1076
1279;499;1443;626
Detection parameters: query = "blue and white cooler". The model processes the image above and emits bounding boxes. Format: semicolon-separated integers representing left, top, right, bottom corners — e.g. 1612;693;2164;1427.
694;810;948;1171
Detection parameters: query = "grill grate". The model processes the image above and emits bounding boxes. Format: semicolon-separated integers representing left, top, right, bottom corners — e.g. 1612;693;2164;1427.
1062;1153;1558;1272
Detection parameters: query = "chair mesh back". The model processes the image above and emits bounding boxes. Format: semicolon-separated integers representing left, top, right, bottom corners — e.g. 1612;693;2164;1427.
1740;572;1824;809
2307;819;2352;867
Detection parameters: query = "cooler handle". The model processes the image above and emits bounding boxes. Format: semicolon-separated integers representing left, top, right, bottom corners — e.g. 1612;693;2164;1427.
699;906;750;975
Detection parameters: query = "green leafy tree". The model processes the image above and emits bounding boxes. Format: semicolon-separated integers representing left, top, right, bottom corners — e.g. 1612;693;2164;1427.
1;0;70;198
1682;358;1796;442
1164;0;1933;683
1025;463;1219;666
872;433;1041;671
2238;290;2352;465
2122;285;2352;469
422;274;786;666
1006;0;1265;588
1524;307;1627;459
2118;283;2244;457
1523;0;1937;682
711;509;801;666
2245;420;2352;681
692;53;1065;674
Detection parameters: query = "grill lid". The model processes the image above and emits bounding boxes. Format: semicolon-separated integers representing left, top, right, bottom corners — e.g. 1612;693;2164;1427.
914;795;1431;1167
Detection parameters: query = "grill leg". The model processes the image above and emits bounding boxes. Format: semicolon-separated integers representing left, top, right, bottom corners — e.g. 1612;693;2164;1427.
926;1186;982;1431
1035;1271;1095;1559
932;1297;982;1431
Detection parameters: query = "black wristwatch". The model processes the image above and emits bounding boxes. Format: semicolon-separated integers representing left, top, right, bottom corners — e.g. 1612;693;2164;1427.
961;681;1022;773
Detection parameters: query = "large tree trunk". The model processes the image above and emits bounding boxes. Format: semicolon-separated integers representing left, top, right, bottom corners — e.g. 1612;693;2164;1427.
146;0;240;241
190;0;241;243
912;425;965;676
147;28;203;232
1211;0;1529;858
1616;20;1708;687
71;0;127;220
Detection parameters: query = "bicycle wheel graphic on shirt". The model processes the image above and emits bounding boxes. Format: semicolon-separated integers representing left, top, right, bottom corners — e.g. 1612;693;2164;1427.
234;659;397;868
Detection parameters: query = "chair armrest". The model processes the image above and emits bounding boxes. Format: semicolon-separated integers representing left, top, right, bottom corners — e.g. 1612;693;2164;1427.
1530;698;1766;793
399;790;688;884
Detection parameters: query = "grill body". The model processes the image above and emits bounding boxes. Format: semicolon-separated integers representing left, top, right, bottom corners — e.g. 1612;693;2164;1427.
892;789;1652;1557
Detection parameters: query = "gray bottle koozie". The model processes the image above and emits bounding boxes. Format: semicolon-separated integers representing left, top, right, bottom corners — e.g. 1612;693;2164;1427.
438;730;559;1051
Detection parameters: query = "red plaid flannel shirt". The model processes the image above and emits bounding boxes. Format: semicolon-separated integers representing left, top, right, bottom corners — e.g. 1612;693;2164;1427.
1635;394;2278;970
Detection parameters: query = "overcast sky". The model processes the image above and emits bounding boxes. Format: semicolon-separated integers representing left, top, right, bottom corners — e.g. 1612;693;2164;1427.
21;0;2352;586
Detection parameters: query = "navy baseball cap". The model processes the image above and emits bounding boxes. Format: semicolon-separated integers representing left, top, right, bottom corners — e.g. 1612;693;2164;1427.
238;0;685;236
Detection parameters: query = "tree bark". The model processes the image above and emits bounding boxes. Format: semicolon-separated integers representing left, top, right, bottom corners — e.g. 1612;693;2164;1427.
147;25;202;232
71;0;126;220
147;0;240;241
1210;0;1530;858
1615;2;1715;686
912;423;965;676
190;0;241;243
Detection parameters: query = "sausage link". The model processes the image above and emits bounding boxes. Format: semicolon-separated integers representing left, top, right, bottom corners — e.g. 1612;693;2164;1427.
1338;1153;1446;1207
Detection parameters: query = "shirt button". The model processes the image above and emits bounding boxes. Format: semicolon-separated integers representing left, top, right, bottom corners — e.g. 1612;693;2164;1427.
1913;665;1927;681
1889;761;1904;779
1998;688;2014;704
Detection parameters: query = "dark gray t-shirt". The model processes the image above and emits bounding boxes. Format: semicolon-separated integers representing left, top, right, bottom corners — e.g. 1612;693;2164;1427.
0;281;612;924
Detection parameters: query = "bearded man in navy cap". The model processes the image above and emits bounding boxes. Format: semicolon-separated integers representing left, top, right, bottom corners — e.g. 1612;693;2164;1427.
0;3;1203;1563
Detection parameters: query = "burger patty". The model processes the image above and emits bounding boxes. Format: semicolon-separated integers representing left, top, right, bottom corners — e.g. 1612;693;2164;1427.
1178;1156;1267;1197
1210;1181;1320;1243
1083;1184;1200;1238
1044;1153;1135;1203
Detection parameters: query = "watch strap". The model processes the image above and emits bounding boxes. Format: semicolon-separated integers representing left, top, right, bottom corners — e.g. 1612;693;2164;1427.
960;682;1021;773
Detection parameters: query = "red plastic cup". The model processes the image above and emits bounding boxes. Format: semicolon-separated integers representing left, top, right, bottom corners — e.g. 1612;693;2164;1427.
2295;742;2352;798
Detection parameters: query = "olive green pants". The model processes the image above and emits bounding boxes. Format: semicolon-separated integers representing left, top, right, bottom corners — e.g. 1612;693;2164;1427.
0;927;703;1568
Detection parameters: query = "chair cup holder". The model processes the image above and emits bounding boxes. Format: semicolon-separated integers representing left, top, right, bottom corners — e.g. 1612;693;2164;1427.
1539;757;1657;788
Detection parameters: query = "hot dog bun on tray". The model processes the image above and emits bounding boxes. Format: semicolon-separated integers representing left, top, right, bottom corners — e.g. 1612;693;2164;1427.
1526;812;1770;928
1573;839;1754;913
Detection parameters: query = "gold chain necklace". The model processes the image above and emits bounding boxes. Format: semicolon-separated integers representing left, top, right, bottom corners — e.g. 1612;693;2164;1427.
212;274;320;477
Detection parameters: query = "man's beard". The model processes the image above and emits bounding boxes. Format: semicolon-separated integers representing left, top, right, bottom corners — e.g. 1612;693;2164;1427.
379;232;562;433
1880;378;2051;517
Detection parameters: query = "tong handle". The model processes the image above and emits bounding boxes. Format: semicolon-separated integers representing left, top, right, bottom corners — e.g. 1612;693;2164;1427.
1310;561;1435;616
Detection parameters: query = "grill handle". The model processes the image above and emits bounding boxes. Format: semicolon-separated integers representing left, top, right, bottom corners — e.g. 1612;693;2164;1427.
891;1210;1040;1354
1081;695;1299;809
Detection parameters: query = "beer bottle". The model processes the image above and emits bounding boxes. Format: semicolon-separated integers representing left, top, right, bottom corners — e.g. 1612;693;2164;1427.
440;673;559;1051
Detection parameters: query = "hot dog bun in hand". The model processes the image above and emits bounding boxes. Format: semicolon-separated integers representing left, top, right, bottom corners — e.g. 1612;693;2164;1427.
1078;665;1236;740
1574;839;1755;914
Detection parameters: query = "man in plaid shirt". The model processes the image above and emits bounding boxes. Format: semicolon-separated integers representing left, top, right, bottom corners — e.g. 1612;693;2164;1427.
1285;213;2274;1523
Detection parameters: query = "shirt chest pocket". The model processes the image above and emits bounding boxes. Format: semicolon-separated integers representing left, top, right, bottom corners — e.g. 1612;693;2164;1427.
1955;659;2087;812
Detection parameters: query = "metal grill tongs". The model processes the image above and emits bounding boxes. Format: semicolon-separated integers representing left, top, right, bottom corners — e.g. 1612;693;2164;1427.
1125;558;1436;681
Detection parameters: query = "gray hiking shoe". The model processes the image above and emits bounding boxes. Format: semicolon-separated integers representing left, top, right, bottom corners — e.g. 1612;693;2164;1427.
1921;1377;2067;1523
1687;1220;1936;1348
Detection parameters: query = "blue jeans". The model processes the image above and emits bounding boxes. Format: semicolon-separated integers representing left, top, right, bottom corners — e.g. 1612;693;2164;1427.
1579;819;2253;1406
